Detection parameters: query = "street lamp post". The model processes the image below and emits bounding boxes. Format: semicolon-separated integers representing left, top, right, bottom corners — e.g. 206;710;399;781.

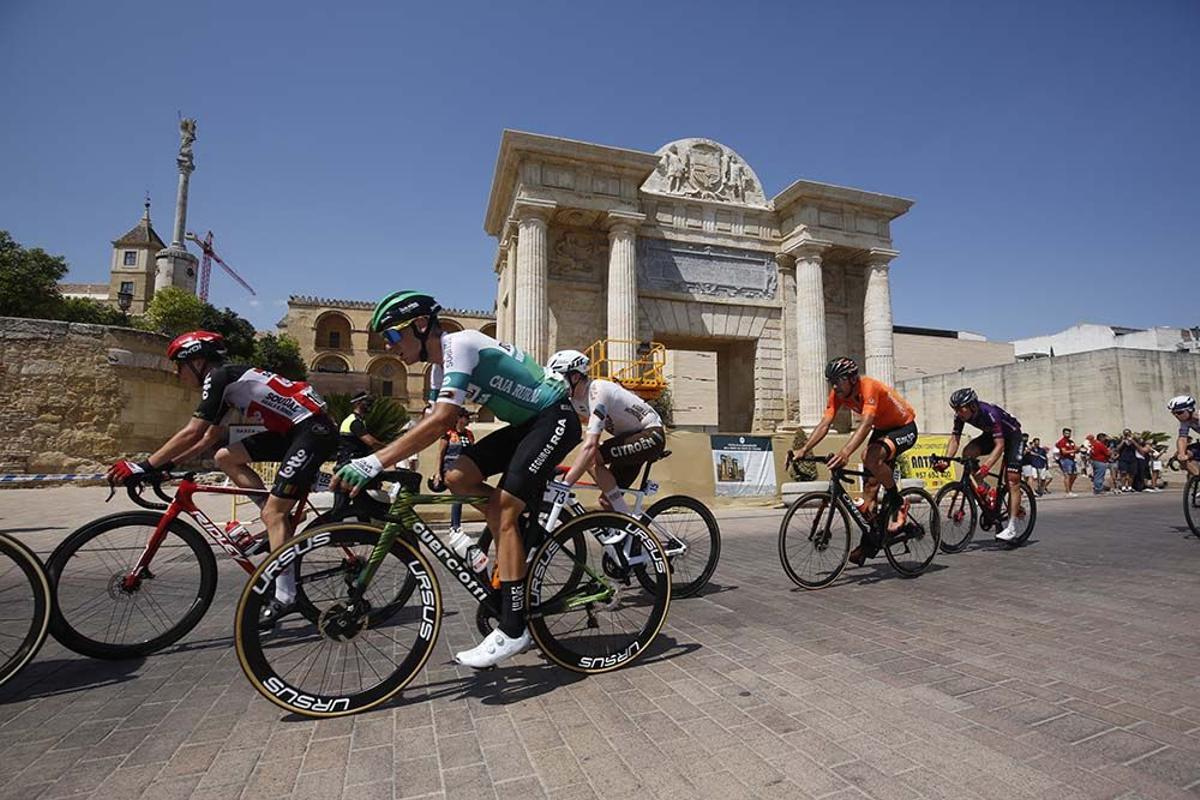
117;289;133;314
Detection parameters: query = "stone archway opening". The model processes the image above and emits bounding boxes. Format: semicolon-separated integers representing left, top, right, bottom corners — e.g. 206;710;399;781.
655;334;756;432
368;358;408;400
314;312;353;351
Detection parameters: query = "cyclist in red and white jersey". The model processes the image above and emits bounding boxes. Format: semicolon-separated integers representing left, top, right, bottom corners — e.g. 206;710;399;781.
106;330;336;626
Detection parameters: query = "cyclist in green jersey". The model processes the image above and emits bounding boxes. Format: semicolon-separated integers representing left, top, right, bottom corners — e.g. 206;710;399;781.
332;291;581;668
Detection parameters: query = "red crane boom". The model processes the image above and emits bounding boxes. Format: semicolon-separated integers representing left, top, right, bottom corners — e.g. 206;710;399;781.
185;231;256;301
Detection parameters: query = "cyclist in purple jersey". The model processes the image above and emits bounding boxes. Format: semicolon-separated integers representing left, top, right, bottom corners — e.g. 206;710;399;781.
933;388;1025;542
1168;395;1200;478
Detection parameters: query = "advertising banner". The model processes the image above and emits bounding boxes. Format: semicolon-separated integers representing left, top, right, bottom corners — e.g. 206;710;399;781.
897;434;955;492
711;435;776;496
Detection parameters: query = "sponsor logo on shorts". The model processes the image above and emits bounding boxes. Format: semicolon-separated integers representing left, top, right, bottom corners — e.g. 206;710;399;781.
279;449;308;479
528;417;567;475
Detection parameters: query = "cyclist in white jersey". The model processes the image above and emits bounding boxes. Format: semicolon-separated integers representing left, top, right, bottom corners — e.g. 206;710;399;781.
547;350;666;516
1169;395;1200;477
333;292;580;668
106;330;337;627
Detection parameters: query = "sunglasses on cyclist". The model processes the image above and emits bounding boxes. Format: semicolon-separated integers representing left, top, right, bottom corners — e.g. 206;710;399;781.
382;326;405;345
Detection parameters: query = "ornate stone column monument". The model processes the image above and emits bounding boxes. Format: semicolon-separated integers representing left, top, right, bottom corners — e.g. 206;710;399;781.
605;211;645;371
863;248;899;386
789;240;831;428
513;201;554;362
774;253;798;424
154;118;200;294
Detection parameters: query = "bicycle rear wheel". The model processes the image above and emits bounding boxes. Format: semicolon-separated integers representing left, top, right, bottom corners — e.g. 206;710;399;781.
47;512;217;659
527;511;670;674
235;523;440;717
0;534;52;687
996;483;1037;547
1184;475;1200;537
640;495;721;598
935;484;977;553
778;493;851;590
883;487;940;577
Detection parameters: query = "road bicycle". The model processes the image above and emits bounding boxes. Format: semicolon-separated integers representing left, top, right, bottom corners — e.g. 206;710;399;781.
0;534;52;688
778;455;940;589
46;471;361;659
234;470;671;718
933;456;1037;553
473;450;721;601
1183;471;1199;537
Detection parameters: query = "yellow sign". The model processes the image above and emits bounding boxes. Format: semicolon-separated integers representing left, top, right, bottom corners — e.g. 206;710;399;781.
898;434;956;492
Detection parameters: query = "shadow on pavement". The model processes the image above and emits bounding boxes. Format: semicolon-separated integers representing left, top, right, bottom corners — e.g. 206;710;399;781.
0;656;145;703
819;560;950;588
683;581;737;598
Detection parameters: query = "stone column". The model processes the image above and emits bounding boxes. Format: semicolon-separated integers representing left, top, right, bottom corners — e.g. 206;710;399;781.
774;253;798;424
863;248;899;386
605;211;645;373
790;242;830;428
514;202;554;362
504;230;518;343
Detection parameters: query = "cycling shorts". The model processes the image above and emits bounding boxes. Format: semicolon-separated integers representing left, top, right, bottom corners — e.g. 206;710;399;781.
869;421;918;463
240;414;337;499
966;430;1024;474
600;426;666;489
457;399;582;506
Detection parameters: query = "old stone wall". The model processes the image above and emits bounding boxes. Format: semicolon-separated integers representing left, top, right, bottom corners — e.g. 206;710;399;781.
898;348;1200;439
894;332;1015;381
0;318;196;474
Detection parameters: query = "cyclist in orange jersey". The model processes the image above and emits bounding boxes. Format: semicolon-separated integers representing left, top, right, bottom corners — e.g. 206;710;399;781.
792;356;918;565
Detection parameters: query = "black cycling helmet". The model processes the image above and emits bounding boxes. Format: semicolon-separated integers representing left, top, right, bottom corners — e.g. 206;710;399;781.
949;387;978;408
824;356;859;383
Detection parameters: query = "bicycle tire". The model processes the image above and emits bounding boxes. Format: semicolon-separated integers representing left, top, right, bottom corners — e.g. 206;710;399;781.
1185;475;1200;537
996;482;1038;547
639;495;721;598
778;492;851;590
47;512;217;660
235;522;440;718
935;484;977;553
0;534;52;687
883;487;941;577
527;511;671;674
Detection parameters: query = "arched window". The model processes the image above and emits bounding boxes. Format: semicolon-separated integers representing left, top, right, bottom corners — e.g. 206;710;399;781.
369;357;408;399
313;354;351;373
314;311;353;351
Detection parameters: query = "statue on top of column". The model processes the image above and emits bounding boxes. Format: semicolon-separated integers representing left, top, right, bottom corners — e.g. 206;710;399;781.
177;118;197;171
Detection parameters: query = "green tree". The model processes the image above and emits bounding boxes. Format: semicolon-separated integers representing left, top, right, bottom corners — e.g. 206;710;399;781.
137;286;206;335
254;333;308;380
325;393;409;441
0;230;68;319
200;305;257;361
59;297;129;326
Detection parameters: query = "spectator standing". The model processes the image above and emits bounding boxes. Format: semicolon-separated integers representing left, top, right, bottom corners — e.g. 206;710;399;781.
1148;442;1164;491
1088;433;1112;494
1056;427;1080;496
336;392;384;467
1027;437;1050;495
1116;429;1138;492
436;408;475;535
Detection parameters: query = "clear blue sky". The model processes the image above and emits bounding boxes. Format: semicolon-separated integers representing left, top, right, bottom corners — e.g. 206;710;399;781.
2;0;1196;340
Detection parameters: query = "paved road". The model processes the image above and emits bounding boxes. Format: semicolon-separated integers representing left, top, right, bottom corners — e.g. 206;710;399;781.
1;486;1198;800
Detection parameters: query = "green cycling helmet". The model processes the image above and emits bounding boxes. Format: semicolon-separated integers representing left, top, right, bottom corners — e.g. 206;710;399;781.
370;291;442;332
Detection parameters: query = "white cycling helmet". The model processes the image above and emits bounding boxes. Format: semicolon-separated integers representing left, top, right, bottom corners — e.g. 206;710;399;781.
1167;394;1196;413
546;349;590;376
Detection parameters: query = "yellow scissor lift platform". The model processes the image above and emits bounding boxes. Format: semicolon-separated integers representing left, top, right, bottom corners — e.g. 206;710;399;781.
584;339;668;401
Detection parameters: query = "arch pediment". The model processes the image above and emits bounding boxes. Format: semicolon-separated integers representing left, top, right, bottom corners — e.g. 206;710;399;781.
642;139;771;209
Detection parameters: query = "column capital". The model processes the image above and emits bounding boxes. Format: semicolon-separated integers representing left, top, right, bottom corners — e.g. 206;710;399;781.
774;252;796;271
866;247;899;267
514;199;557;223
783;237;833;263
604;210;646;237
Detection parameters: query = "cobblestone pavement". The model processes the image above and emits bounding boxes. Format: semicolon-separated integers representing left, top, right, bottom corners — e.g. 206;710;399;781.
1;486;1198;800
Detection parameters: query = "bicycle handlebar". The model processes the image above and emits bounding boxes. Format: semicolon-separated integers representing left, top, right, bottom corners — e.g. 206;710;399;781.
107;471;192;511
784;452;862;483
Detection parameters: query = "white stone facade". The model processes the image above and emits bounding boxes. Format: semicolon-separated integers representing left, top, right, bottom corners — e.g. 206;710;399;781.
1014;323;1200;359
485;131;913;432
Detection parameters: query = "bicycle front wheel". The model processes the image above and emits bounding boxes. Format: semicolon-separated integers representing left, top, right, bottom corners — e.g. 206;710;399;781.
236;523;441;717
640;495;721;598
883;487;940;577
47;512;217;659
935;484;977;553
1184;475;1200;537
778;493;850;590
0;534;52;687
527;511;670;674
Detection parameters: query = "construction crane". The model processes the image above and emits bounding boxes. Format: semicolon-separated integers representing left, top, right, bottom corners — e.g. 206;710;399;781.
185;230;256;302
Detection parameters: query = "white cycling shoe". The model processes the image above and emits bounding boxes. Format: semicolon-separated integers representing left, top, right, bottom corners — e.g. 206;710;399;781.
994;522;1018;542
454;628;532;669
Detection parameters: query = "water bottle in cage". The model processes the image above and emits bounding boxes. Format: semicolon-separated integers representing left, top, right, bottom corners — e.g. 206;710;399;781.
465;544;488;575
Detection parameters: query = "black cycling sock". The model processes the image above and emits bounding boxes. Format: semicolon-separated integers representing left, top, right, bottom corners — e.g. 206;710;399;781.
499;580;525;638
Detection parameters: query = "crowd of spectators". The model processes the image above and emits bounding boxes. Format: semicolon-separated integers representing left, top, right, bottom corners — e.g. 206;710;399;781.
1018;427;1168;496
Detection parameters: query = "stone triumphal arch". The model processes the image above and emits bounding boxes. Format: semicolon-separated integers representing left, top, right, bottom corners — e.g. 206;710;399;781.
485;131;913;432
